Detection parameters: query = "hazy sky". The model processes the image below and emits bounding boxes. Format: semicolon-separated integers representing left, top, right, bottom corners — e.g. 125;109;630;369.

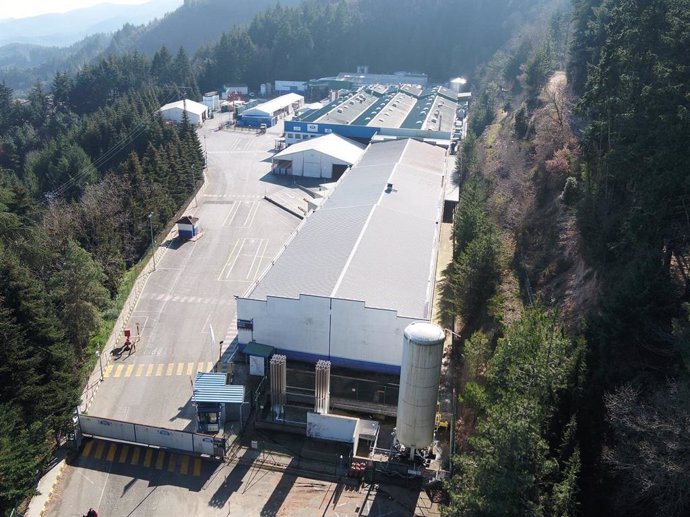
0;0;149;20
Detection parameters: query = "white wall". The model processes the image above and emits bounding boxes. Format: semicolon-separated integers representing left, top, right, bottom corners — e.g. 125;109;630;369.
306;413;358;443
285;150;349;179
237;294;418;371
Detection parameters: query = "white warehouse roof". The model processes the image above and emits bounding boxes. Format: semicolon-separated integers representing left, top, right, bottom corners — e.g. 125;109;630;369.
243;93;304;117
274;134;366;165
245;138;447;319
160;99;208;116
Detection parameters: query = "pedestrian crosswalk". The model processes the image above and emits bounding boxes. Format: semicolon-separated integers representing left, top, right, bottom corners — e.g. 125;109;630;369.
103;361;216;378
81;439;206;477
140;293;235;306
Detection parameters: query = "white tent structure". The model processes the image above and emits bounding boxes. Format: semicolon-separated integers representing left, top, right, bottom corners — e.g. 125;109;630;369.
159;99;208;125
271;134;366;179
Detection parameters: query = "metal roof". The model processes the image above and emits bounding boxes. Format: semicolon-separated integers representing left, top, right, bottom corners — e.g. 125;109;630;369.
192;372;245;404
160;99;208;116
273;134;366;165
243;93;304;117
244;138;447;319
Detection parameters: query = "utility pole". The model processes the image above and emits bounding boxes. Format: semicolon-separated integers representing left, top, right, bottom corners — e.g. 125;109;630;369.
204;135;208;168
96;348;103;381
148;212;156;271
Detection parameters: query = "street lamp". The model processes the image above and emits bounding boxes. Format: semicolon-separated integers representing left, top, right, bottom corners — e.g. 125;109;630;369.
96;348;103;381
148;212;156;271
218;340;224;372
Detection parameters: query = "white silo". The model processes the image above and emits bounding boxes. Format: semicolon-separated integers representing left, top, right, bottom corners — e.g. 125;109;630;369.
396;322;445;458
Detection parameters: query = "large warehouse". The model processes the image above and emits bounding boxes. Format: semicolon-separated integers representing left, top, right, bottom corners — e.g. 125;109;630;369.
238;93;304;128
237;138;447;374
285;84;461;147
159;99;208;125
271;133;365;179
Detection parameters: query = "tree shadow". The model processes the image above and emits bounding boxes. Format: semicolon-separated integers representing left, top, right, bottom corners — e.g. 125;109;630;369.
207;450;258;508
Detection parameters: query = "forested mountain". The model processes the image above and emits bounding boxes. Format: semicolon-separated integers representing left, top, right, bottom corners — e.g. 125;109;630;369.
0;0;182;48
105;0;303;57
442;0;690;515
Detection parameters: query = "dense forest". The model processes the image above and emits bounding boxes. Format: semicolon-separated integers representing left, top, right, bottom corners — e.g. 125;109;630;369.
1;0;689;514
0;52;202;511
443;0;690;515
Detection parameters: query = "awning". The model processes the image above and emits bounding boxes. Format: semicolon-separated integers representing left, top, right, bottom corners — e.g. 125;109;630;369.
242;342;274;358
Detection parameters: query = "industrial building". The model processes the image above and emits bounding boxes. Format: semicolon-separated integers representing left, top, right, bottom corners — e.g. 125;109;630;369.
238;93;305;128
271;133;365;179
285;84;461;147
274;80;307;95
159;99;208;125
237;138;447;374
335;68;428;88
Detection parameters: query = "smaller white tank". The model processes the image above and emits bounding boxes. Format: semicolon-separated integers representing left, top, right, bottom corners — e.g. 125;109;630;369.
396;322;445;451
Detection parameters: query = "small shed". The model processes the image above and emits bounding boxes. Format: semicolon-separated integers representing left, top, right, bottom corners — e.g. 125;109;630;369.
193;372;246;433
159;99;208;125
176;215;200;239
241;342;274;376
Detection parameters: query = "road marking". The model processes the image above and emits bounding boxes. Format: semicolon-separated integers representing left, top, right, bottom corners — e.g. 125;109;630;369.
180;455;189;475
224;238;247;279
143;449;153;468
94;441;105;460
131;447;141;466
218;238;243;281
187;362;195;375
124;365;134;378
176;363;184;375
106;443;117;462
155;451;165;470
136;364;145;377
242;200;259;227
103;365;114;378
155;364;164;377
168;454;176;472
166;363;175;376
114;365;124;378
146;364;154;376
222;201;240;227
207;362;213;372
118;445;129;463
193;458;202;477
247;238;269;280
83;440;93;457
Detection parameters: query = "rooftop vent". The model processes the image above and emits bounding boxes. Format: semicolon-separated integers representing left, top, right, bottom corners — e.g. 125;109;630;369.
386;183;394;193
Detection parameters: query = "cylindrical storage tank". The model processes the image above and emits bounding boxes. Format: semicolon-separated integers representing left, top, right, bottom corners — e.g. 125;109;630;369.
395;322;445;451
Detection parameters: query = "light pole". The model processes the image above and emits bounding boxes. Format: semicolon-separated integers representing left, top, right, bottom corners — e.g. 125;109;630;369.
148;212;156;271
96;348;103;381
204;135;208;169
218;340;224;372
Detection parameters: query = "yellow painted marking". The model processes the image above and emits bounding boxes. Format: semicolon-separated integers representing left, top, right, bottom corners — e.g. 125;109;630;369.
166;363;175;376
168;454;176;472
196;362;204;373
180;455;189;475
94;441;105;459
155;364;164;377
131;447;141;466
155;451;165;470
106;443;117;462
82;440;94;457
146;364;154;377
143;449;153;468
187;362;195;375
114;365;124;378
136;364;145;377
176;363;184;376
103;365;114;378
118;445;129;463
193;458;202;477
124;365;134;378
207;362;213;372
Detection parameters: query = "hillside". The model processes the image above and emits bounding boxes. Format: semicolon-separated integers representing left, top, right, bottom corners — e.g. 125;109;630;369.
106;0;303;56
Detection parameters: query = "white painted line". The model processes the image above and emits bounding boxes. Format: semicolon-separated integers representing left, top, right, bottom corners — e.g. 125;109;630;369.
217;239;242;281
222;201;240;227
224;238;247;279
200;313;211;334
242;200;260;227
246;239;266;279
249;239;270;282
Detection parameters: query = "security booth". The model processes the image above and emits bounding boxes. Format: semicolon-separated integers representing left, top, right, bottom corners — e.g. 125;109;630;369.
176;215;200;240
193;372;246;433
241;342;274;377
